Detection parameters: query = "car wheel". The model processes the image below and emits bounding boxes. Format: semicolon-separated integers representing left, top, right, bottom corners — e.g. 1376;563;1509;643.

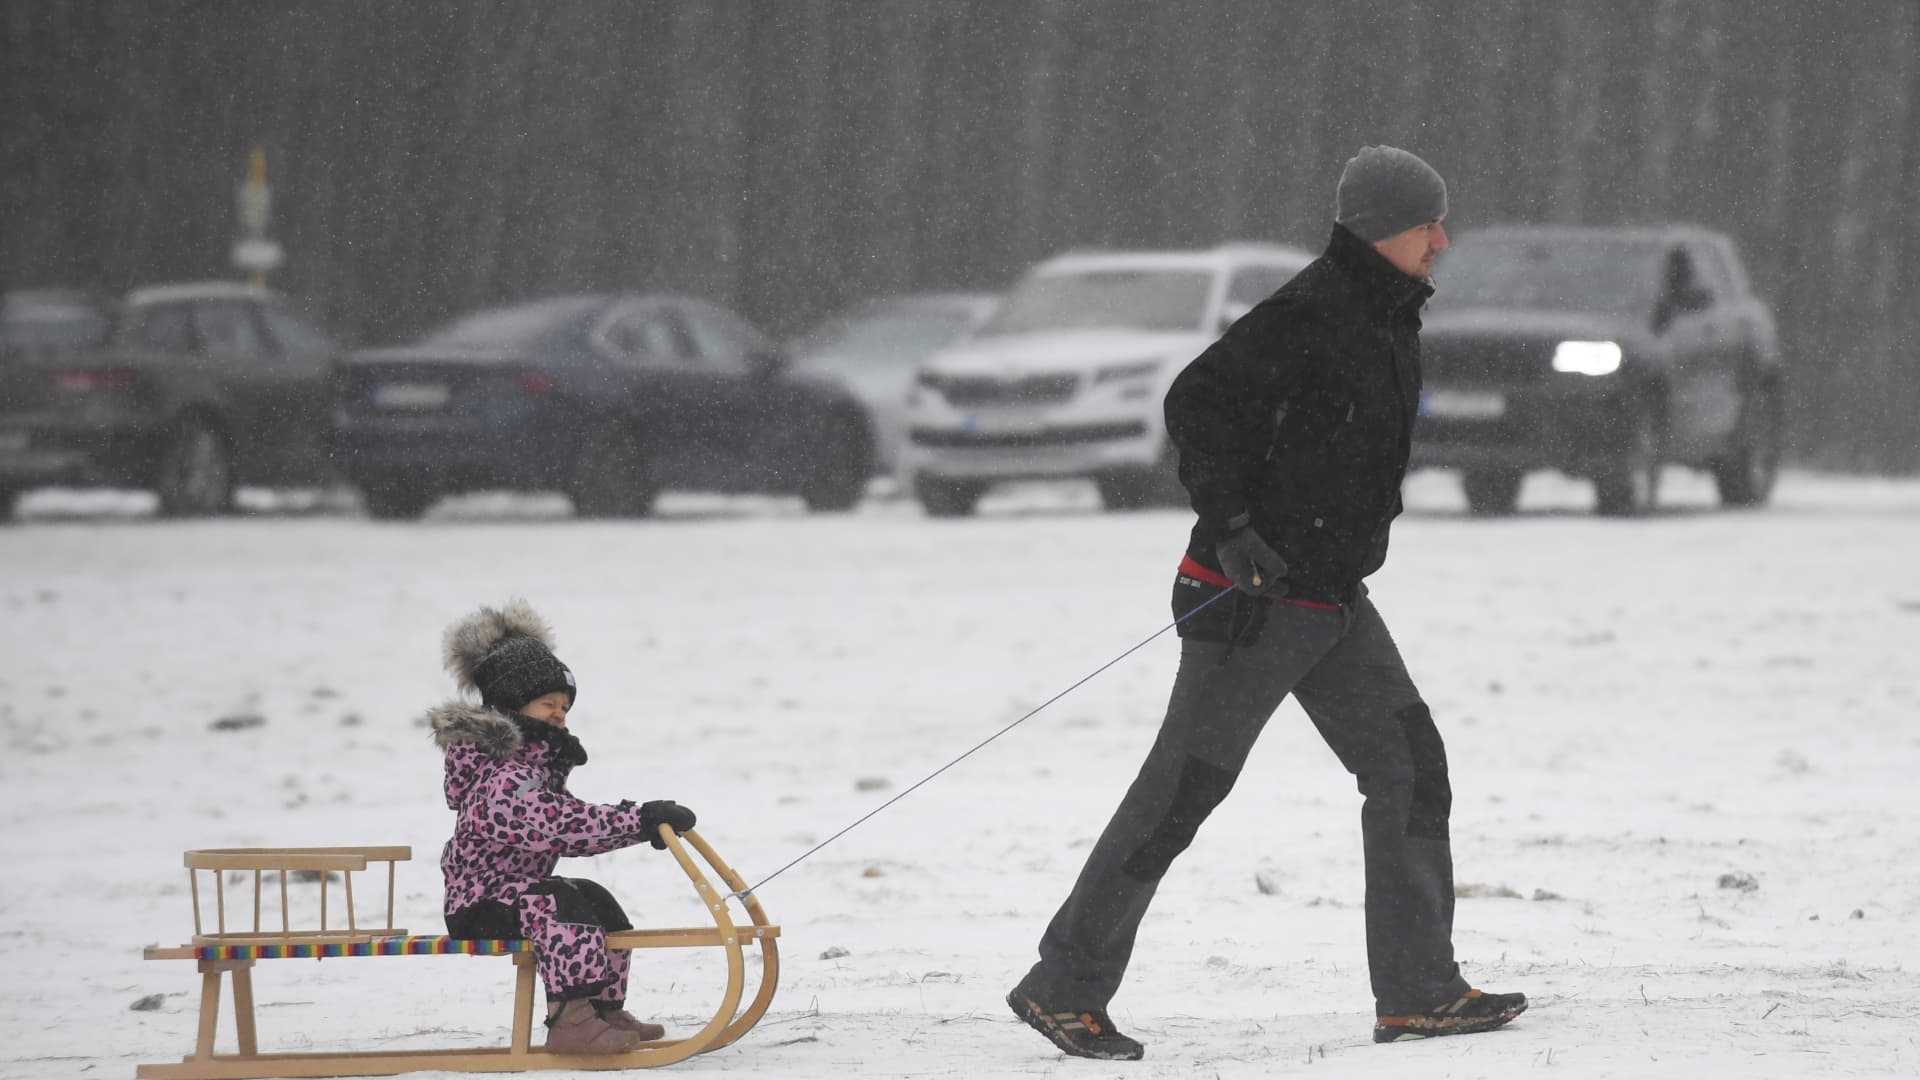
914;475;984;518
570;429;657;518
800;428;871;513
1713;379;1781;508
1461;469;1524;516
361;476;439;520
1592;398;1662;517
154;416;235;517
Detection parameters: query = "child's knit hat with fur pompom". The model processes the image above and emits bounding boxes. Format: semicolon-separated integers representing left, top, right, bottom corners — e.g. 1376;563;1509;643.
442;599;575;713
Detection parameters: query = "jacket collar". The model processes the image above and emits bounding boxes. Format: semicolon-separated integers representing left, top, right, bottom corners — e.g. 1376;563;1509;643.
1324;224;1434;315
513;713;589;767
426;702;589;766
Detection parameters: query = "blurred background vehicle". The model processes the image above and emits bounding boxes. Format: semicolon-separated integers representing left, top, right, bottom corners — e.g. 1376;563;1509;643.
1418;224;1782;515
327;293;875;519
1;288;112;361
901;243;1312;516
0;281;344;521
786;291;998;481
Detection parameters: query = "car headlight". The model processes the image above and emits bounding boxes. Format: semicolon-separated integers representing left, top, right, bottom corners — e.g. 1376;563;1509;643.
1552;340;1622;376
1093;359;1161;384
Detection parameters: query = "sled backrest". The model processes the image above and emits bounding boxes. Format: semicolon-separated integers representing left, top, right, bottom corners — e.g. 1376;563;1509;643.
181;846;412;945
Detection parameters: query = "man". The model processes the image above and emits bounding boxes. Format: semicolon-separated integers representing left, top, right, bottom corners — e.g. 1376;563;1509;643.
1007;146;1526;1060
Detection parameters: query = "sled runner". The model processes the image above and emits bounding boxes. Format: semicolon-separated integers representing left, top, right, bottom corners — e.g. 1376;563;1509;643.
137;828;780;1077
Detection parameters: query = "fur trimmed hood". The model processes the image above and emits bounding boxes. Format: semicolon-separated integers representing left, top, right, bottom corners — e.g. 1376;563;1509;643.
429;701;588;811
426;701;589;766
426;702;524;758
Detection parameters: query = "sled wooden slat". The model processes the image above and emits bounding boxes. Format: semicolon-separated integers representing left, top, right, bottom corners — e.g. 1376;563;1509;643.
183;848;410;872
137;1044;764;1079
137;830;780;1078
174;847;412;944
143;924;782;962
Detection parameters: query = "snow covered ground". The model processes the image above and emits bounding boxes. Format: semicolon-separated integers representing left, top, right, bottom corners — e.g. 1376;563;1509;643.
3;467;1919;1079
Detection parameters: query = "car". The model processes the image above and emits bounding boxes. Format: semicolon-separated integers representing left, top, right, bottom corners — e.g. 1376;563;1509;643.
900;244;1313;516
1417;224;1783;515
1;288;112;361
0;281;344;520
786;291;998;478
326;293;875;519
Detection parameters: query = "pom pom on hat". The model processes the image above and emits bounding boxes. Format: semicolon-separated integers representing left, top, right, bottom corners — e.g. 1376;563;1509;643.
442;599;576;713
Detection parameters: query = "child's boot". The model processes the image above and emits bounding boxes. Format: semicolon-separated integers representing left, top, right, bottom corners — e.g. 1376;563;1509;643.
545;999;643;1055
596;1003;667;1042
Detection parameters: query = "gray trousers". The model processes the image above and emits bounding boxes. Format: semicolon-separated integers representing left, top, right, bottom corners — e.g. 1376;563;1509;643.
1018;592;1470;1016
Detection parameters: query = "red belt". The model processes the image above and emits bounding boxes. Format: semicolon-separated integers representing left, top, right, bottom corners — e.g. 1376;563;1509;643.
1176;554;1340;610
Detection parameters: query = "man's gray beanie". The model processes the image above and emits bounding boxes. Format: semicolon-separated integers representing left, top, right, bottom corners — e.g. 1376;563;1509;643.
1335;145;1448;243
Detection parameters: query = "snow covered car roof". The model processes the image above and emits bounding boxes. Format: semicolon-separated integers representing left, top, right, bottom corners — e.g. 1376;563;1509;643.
123;281;281;307
1033;242;1315;277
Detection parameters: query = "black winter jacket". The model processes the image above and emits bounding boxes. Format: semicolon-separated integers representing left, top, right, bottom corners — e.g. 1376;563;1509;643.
1165;224;1433;605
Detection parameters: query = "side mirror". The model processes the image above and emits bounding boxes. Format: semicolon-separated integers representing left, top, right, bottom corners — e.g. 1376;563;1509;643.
1652;283;1711;334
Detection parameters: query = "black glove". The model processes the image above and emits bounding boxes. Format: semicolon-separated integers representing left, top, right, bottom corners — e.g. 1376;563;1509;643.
1214;525;1289;597
638;799;697;849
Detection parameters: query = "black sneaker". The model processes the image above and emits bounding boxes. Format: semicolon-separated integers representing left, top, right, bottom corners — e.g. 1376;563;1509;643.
1374;988;1527;1043
1007;988;1145;1060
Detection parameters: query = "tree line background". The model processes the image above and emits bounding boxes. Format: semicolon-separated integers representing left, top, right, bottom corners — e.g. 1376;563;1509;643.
3;0;1917;470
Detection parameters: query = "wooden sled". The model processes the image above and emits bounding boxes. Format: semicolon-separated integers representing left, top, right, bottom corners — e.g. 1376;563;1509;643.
137;828;779;1077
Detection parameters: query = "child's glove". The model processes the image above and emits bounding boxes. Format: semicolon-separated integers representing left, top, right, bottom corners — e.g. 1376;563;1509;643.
639;799;698;848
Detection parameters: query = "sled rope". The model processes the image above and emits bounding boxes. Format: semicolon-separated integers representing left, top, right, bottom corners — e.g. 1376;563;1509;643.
734;585;1236;898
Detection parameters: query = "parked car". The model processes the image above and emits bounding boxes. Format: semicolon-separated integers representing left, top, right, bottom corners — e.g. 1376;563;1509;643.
1418;224;1783;515
327;293;875;518
901;244;1313;515
1;288;112;361
787;291;998;477
0;281;343;520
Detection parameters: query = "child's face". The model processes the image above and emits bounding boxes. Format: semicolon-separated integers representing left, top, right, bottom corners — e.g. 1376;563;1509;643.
520;692;573;728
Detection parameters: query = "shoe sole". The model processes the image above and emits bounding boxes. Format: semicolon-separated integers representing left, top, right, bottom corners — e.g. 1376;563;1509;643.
1007;990;1145;1061
1374;999;1527;1043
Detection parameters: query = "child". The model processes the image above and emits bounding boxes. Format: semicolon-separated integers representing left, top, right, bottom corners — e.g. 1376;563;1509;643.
426;599;698;1056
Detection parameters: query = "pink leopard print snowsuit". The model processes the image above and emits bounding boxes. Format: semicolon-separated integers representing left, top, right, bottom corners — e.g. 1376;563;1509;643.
429;702;653;1002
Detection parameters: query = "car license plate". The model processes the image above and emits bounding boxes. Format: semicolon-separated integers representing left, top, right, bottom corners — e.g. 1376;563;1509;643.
1421;389;1506;419
372;382;450;409
963;411;1044;436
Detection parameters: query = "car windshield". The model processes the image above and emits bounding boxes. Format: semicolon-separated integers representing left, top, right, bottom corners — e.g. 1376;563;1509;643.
977;269;1212;336
1435;235;1661;318
417;297;603;350
0;294;111;353
792;301;985;368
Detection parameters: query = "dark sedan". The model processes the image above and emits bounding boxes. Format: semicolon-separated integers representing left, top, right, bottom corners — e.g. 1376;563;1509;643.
0;282;342;520
1416;225;1783;515
327;293;875;518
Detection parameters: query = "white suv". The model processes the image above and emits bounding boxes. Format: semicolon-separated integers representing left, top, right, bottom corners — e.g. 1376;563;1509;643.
902;244;1313;515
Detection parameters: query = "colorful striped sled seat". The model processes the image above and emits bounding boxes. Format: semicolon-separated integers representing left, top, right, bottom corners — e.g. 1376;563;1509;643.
190;934;532;960
138;836;780;1078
